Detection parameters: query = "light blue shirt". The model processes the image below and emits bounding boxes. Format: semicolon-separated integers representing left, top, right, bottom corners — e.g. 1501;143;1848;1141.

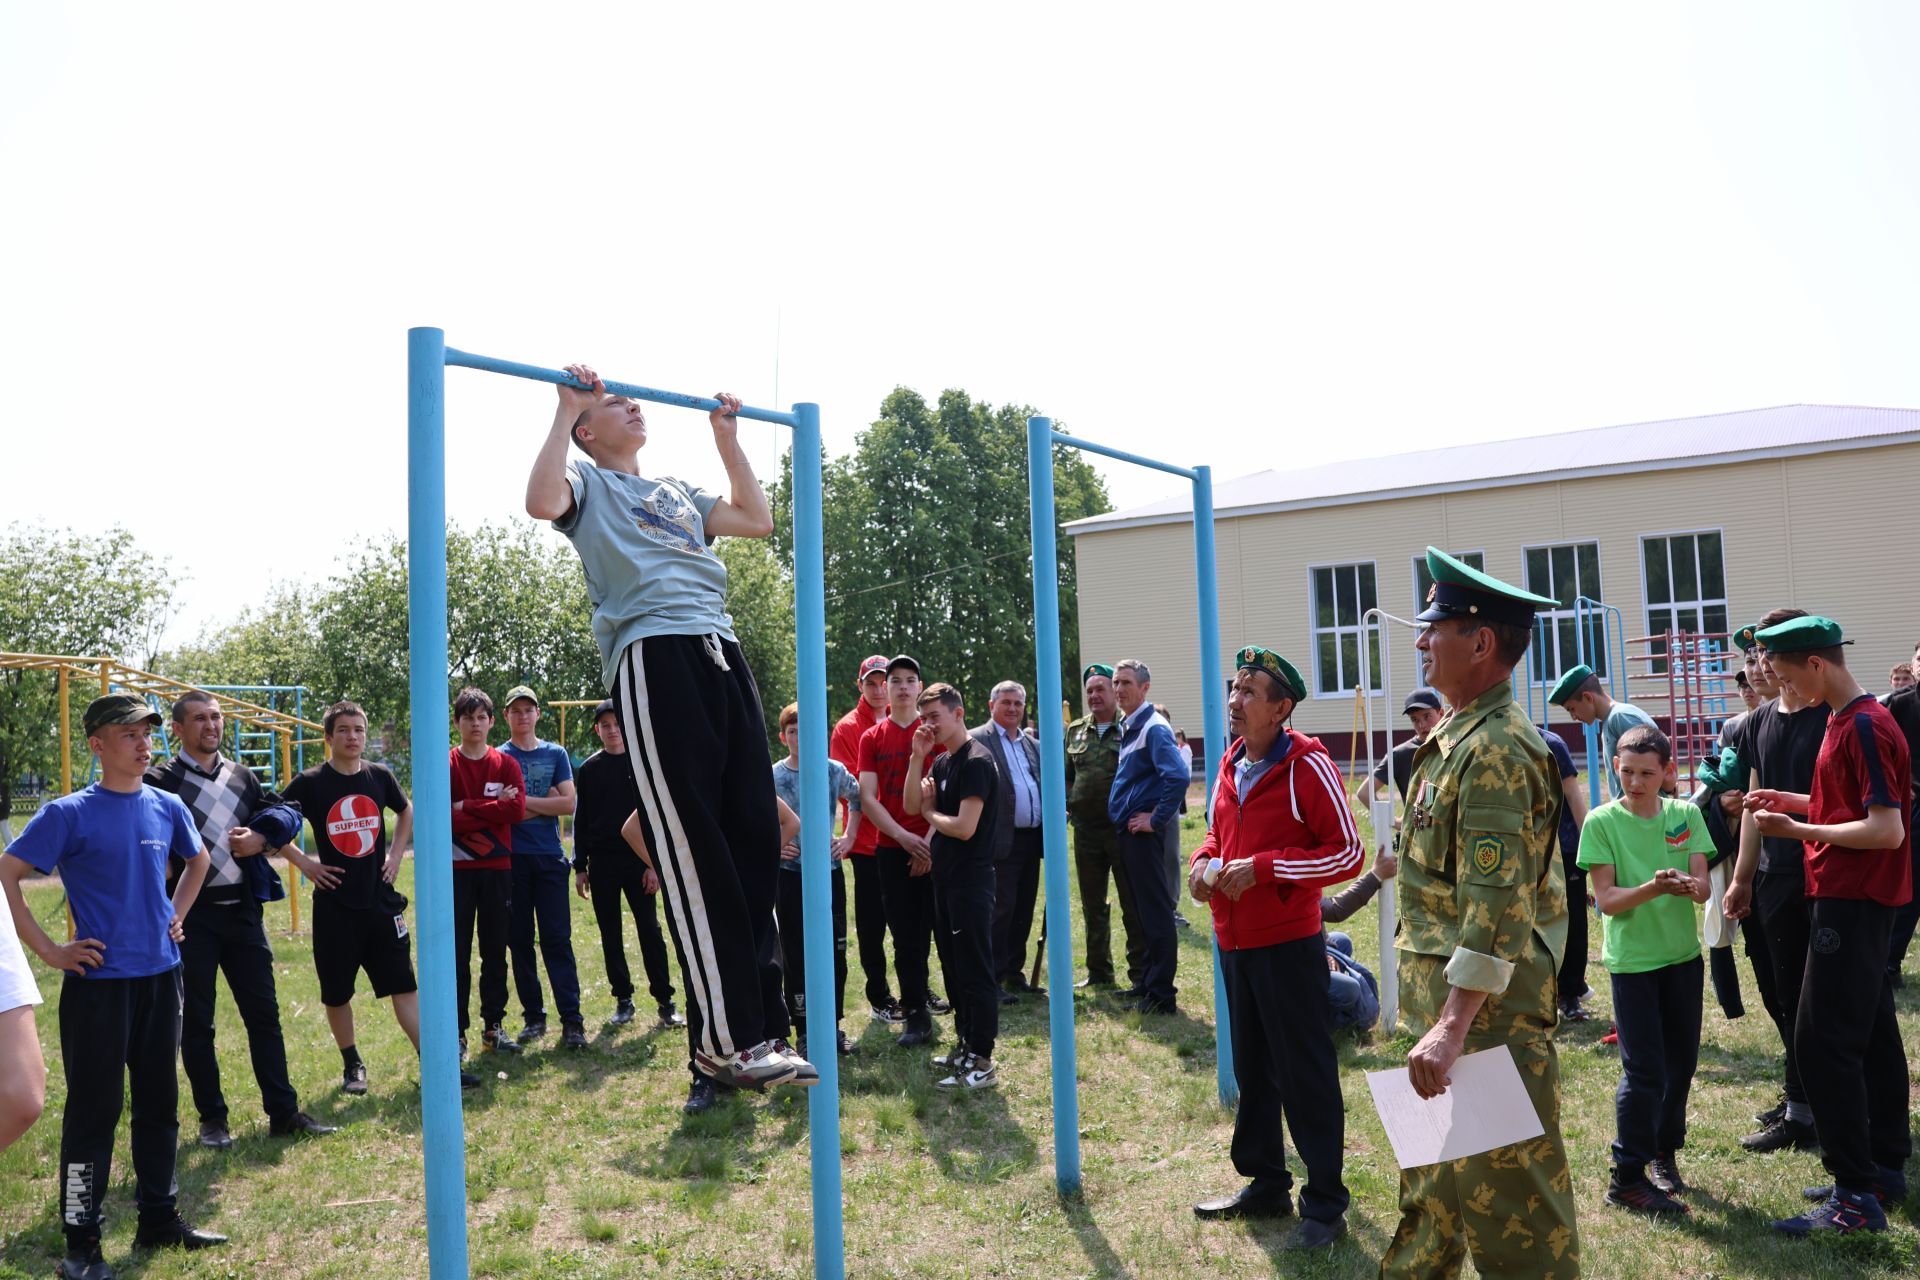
996;724;1040;829
1233;735;1291;798
1600;701;1658;799
554;462;735;689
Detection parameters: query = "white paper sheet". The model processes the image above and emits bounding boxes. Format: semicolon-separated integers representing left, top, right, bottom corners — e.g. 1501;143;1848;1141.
1365;1046;1545;1169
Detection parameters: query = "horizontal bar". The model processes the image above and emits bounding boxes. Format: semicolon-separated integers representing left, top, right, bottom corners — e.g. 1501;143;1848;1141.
1050;430;1197;480
444;348;800;429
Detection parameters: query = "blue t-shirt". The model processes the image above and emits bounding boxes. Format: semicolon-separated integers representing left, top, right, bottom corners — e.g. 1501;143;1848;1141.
501;740;573;858
553;462;734;689
770;758;861;875
1537;727;1581;859
7;784;202;980
1600;702;1658;798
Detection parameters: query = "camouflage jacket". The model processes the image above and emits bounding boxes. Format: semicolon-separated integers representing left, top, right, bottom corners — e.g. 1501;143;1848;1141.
1396;678;1568;1041
1063;713;1123;826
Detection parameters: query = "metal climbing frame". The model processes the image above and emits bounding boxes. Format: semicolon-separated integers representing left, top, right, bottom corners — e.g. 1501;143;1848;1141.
1356;608;1429;1033
409;330;841;1280
1625;627;1736;789
1025;416;1233;1198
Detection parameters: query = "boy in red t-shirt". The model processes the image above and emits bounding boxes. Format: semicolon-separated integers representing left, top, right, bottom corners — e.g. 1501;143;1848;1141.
1746;617;1912;1234
831;655;898;1020
447;688;526;1062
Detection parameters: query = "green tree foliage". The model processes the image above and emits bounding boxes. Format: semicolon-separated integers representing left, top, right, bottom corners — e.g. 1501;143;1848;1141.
714;535;796;745
0;524;174;817
769;388;1110;725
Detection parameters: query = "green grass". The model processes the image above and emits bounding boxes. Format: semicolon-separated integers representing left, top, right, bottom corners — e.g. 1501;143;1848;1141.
3;789;1918;1277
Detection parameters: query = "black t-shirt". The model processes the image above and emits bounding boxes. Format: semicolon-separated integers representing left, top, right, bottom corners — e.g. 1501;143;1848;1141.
282;761;410;913
929;738;1000;880
1370;739;1419;803
1887;686;1920;805
573;749;642;871
1748;699;1831;878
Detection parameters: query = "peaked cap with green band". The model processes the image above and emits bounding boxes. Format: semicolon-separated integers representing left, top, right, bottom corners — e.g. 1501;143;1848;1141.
1547;663;1598;706
1414;547;1560;628
1236;646;1305;701
1755;615;1849;654
1082;663;1115;683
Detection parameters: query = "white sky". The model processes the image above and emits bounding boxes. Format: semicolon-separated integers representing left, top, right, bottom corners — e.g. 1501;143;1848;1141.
4;2;1917;649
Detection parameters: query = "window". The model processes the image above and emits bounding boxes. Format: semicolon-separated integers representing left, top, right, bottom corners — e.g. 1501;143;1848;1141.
1524;542;1604;686
1643;531;1728;674
1413;550;1484;613
1311;563;1381;696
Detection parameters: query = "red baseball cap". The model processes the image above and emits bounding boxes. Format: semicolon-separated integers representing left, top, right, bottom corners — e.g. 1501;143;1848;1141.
857;655;889;681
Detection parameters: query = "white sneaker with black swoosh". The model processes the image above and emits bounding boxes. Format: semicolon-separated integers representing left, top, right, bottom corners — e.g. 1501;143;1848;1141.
937;1053;999;1090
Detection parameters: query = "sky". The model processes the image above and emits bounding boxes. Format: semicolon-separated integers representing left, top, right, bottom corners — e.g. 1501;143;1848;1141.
4;2;1917;650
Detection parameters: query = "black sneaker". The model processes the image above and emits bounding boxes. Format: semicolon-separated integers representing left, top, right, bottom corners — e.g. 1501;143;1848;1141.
342;1061;370;1096
269;1110;339;1138
927;993;952;1015
134;1211;229;1250
459;1069;481;1090
897;1009;936;1048
870;999;907;1024
1774;1188;1887;1236
1755;1091;1788;1126
481;1023;523;1055
1647;1154;1687;1194
684;1077;719;1114
197;1119;233;1149
561;1018;588;1050
58;1232;113;1280
1803;1166;1907;1206
658;1002;686;1028
516;1018;548;1045
1741;1115;1818;1153
608;999;636;1027
1558;1000;1591;1023
1606;1174;1689;1216
837;1031;857;1055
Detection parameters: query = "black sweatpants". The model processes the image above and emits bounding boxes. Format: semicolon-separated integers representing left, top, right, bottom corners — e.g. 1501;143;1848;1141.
1558;865;1590;1002
585;847;675;1007
1072;820;1143;986
1755;869;1812;1106
613;633;783;1063
1609;955;1703;1171
993;827;1042;985
1221;937;1350;1224
453;867;512;1035
178;898;298;1125
1116;827;1178;1006
776;862;847;1023
876;844;935;1013
934;865;999;1059
509;855;581;1024
1797;897;1912;1191
59;968;183;1236
849;853;894;1008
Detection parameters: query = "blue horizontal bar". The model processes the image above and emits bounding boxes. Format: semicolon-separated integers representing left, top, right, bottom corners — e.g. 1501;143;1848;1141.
444;347;800;429
1050;430;1196;480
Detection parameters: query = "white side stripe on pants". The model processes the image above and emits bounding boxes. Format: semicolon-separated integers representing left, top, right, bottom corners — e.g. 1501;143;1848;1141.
618;641;735;1060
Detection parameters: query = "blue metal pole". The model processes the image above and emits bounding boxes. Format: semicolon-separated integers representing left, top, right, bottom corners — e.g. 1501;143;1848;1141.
1049;430;1198;480
1026;416;1083;1196
407;326;469;1280
443;347;800;429
791;403;846;1280
1190;467;1235;1106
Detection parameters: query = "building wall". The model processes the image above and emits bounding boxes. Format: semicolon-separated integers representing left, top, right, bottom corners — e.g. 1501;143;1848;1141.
1072;441;1920;762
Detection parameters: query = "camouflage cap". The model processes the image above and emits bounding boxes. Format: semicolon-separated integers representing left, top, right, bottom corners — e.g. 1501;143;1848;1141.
1236;646;1305;702
84;692;162;737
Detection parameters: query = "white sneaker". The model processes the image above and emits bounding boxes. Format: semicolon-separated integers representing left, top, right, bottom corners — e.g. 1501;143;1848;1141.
930;1044;970;1070
772;1039;820;1087
937;1054;999;1089
694;1040;799;1091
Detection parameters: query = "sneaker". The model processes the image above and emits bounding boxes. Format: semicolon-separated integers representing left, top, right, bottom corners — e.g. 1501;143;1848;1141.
459;1069;481;1090
684;1077;719;1114
1741;1115;1818;1153
1647;1154;1687;1194
938;1054;999;1089
1755;1091;1788;1126
608;999;636;1027
516;1018;548;1045
481;1024;523;1055
837;1031;857;1055
694;1040;800;1091
897;1008;936;1048
658;1002;686;1028
342;1061;370;1096
1558;1000;1591;1023
1803;1167;1907;1206
561;1019;588;1050
930;1044;971;1070
870;1000;907;1024
927;993;952;1015
269;1110;339;1138
133;1211;229;1250
58;1233;113;1280
1606;1174;1689;1216
1773;1188;1888;1236
772;1039;820;1086
198;1119;233;1149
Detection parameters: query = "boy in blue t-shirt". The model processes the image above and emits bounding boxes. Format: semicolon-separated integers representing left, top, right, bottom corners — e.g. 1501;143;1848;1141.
770;701;863;1060
499;686;585;1050
0;694;225;1274
1576;724;1714;1217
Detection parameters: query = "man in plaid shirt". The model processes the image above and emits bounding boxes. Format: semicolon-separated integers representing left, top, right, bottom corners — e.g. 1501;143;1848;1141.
146;693;336;1148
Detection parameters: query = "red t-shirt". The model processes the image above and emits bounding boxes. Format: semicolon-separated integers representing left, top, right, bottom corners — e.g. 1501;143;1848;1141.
1805;694;1913;906
856;715;944;847
830;699;882;855
448;746;525;870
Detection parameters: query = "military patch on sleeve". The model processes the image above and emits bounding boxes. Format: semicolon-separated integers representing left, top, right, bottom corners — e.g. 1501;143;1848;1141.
1472;835;1505;875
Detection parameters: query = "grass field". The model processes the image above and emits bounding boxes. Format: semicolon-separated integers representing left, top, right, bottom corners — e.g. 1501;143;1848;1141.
2;794;1917;1278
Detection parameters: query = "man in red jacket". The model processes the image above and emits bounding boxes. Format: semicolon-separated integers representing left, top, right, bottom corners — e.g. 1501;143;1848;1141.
1189;646;1364;1250
831;654;898;1022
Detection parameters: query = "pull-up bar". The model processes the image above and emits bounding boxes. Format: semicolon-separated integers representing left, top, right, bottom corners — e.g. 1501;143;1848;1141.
407;328;843;1280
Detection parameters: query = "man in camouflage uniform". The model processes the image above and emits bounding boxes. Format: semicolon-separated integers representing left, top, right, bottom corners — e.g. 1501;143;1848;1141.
1064;664;1142;990
1381;548;1580;1280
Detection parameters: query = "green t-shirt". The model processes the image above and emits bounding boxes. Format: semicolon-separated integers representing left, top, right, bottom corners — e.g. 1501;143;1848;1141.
1576;797;1714;973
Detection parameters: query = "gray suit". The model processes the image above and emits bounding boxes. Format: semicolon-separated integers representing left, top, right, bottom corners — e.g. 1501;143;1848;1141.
971;723;1044;986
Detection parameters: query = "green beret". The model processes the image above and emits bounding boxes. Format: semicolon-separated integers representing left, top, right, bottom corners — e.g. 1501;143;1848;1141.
1236;646;1305;701
1547;663;1597;706
1756;615;1849;654
1732;624;1758;651
1415;548;1560;628
1695;745;1747;794
1082;664;1115;683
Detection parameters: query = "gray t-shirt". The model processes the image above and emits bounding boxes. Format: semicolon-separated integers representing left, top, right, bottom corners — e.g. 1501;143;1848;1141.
1600;701;1658;798
554;462;736;688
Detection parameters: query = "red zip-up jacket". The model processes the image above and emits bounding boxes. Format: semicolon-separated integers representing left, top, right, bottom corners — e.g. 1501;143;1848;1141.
449;746;525;871
1192;729;1364;950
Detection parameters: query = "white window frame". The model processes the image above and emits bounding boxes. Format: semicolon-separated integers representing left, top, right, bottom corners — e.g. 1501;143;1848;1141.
1638;528;1730;674
1411;549;1486;615
1307;560;1383;699
1520;539;1607;688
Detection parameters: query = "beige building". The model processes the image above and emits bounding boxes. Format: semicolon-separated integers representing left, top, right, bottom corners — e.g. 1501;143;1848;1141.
1067;404;1920;763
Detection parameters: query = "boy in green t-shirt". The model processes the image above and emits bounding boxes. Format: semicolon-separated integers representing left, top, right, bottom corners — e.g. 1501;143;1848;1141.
1577;724;1714;1216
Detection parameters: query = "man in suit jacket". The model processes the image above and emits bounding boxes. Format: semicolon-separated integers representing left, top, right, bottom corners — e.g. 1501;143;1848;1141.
973;680;1044;1002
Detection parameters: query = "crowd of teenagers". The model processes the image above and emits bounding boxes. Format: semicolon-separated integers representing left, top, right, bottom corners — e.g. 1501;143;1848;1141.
0;367;1911;1279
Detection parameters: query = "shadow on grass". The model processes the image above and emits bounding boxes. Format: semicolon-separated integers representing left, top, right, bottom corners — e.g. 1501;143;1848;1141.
608;1078;809;1208
1646;1177;1920;1274
911;1072;1037;1184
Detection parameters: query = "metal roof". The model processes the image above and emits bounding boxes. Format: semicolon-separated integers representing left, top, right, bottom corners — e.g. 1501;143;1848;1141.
1065;404;1920;535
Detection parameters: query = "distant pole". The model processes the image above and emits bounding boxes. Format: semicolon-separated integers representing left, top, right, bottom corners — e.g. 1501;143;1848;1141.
1190;466;1235;1105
